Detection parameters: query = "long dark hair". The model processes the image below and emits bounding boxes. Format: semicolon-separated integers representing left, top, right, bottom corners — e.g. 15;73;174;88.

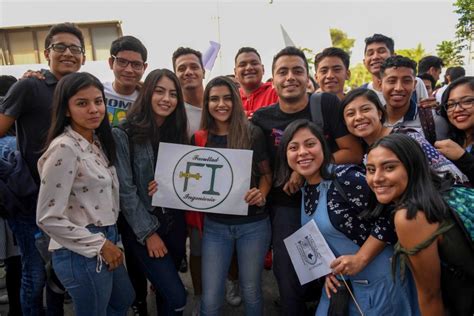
45;72;116;165
201;76;251;149
274;119;333;187
439;76;474;147
367;134;451;223
125;68;188;145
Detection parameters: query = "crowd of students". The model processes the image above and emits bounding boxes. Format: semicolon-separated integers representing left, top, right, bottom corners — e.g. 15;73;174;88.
0;21;473;316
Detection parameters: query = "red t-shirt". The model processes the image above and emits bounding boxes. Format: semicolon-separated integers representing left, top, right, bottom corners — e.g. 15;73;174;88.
240;82;278;119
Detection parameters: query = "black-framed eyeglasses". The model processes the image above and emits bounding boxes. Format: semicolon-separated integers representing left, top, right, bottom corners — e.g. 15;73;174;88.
47;43;84;55
111;55;145;70
443;98;474;112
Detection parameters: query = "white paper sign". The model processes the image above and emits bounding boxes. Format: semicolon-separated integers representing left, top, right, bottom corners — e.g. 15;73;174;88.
284;219;337;285
152;142;253;215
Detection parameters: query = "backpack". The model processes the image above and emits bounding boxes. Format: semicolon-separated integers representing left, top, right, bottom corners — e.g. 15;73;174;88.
309;93;324;131
0;150;38;217
442;186;474;246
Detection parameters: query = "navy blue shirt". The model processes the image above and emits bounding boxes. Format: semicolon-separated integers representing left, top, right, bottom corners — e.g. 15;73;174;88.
0;70;58;183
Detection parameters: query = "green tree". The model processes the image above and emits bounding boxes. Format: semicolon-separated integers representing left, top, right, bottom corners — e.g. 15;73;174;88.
436;40;465;67
347;63;372;89
300;47;316;74
329;28;355;56
453;0;473;48
395;43;427;63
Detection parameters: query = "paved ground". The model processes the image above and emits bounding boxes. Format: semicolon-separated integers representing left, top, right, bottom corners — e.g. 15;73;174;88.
0;258;282;315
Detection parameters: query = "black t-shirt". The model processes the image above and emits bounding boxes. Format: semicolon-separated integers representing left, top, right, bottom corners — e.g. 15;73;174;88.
191;124;269;225
0;70;58;183
251;92;349;207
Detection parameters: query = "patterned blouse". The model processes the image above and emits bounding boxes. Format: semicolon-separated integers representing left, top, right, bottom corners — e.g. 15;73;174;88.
303;164;394;246
36;126;120;258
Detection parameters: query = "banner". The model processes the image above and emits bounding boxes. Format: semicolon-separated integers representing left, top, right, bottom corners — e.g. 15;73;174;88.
284;220;336;285
152;143;253;215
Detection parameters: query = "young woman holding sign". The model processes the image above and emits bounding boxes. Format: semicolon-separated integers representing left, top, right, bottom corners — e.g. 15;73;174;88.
195;76;271;316
275;119;419;315
112;69;189;315
366;134;474;316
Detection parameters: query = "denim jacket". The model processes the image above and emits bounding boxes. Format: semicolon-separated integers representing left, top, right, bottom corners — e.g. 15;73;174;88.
112;127;160;244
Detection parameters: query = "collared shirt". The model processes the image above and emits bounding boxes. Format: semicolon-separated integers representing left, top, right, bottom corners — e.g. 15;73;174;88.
240;82;279;119
0;69;58;184
36;126;120;258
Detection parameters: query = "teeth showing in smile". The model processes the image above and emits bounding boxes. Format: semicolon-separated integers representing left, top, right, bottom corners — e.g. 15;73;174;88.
297;159;313;166
454;115;469;122
374;186;390;193
355;123;369;130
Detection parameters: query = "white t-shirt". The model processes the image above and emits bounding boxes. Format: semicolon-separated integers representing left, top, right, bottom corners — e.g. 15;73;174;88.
435;85;448;104
103;82;139;126
185;102;202;138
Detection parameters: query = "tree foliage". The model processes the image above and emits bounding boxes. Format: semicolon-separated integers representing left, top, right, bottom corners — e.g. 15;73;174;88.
347;63;372;89
299;47;316;75
395;43;427;63
329;28;355;56
453;0;473;48
436;40;465;67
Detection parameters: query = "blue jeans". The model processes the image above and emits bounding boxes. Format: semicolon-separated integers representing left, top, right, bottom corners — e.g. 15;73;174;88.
121;210;187;315
0;135;16;158
201;216;271;316
52;225;134;316
7;216;64;316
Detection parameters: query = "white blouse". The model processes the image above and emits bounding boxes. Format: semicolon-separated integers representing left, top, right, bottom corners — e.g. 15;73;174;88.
36;126;120;258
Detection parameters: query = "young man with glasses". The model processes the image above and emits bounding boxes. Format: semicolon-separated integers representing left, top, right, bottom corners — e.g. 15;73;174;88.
106;35;149;316
0;22;85;315
106;36;148;126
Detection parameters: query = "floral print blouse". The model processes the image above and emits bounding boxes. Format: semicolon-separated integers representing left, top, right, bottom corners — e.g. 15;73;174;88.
303;164;394;246
36;126;120;258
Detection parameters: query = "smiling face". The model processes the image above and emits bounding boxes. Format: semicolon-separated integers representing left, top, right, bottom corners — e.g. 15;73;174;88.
363;42;391;76
44;32;85;80
366;146;408;204
286;128;324;184
234;52;264;91
151;76;178;126
109;50;146;93
382;66;416;110
343;95;383;140
315;56;349;98
67;85;105;141
445;83;474;134
272;55;309;104
208;85;233;131
174;54;205;91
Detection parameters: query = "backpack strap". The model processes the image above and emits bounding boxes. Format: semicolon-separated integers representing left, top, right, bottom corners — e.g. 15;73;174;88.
328;164;349;203
392;221;454;282
194;129;208;147
309;93;324;131
418;108;437;145
332;178;349;204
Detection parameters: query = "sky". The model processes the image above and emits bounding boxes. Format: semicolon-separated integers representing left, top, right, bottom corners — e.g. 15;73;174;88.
1;0;472;81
